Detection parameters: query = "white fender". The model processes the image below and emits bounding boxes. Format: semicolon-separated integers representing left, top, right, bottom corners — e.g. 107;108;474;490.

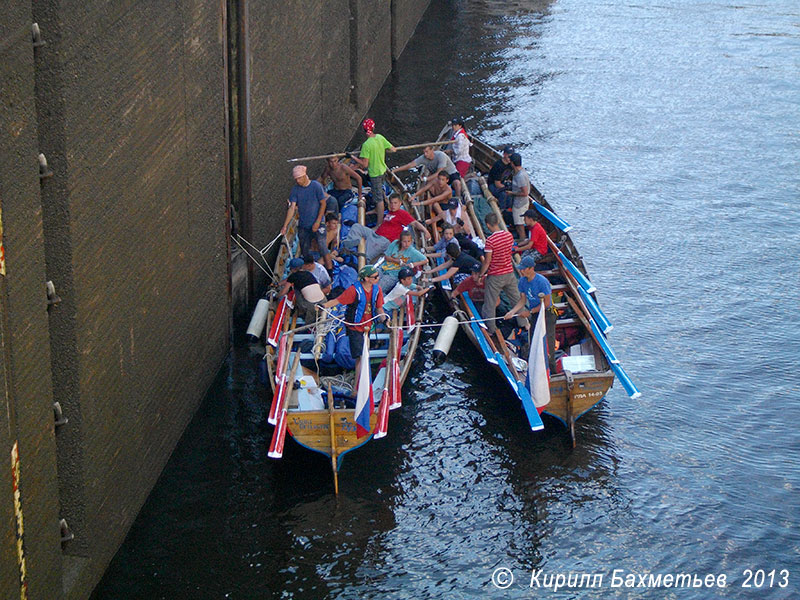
432;316;460;364
246;298;270;342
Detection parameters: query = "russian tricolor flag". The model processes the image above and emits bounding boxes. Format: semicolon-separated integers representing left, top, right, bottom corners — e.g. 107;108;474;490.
527;306;551;408
355;332;374;438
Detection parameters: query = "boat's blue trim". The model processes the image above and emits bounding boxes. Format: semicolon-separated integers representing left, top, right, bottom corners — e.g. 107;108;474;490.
543;394;607;426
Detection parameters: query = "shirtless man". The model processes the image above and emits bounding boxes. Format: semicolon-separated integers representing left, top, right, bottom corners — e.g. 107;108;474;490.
318;156;362;213
410;170;452;216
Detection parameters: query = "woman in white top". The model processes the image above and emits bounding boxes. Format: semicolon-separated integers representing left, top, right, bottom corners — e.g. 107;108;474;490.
450;116;472;177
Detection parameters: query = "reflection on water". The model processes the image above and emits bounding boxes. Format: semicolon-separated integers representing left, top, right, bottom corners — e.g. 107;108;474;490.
94;1;800;598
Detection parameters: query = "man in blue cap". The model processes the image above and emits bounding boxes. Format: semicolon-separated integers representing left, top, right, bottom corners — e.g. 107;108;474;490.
504;255;557;368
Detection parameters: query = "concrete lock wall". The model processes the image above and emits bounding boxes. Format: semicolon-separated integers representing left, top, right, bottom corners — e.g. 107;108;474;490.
0;0;429;598
246;0;430;254
1;3;63;599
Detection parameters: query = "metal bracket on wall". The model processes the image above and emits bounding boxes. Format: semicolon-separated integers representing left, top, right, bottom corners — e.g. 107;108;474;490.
46;281;61;309
53;402;68;427
31;23;46;48
59;519;74;544
38;153;53;180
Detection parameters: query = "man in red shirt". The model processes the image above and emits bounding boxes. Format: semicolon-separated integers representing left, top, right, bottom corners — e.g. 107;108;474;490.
340;194;430;261
451;263;485;302
322;265;388;382
515;209;549;261
477;213;524;335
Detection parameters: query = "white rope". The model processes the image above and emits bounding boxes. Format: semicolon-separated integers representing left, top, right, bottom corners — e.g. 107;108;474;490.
231;234;272;277
259;233;282;255
317;305;507;330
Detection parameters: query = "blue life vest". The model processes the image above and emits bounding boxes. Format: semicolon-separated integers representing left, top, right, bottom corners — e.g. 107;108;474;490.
345;281;380;328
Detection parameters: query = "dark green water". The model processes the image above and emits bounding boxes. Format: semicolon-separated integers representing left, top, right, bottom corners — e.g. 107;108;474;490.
93;1;800;598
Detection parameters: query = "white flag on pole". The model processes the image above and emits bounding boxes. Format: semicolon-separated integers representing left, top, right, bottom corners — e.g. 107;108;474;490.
528;307;551;408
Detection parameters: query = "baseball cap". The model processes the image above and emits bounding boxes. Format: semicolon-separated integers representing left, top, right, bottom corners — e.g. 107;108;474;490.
397;266;415;280
292;165;307;179
288;257;304;270
359;265;379;279
518;256;537;270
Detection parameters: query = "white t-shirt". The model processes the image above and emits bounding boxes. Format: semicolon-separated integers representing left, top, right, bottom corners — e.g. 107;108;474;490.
383;282;416;311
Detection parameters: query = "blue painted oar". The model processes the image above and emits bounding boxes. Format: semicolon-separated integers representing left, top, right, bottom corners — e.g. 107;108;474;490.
534;202;572;232
463;293;488;330
516;379;545;431
578;286;613;334
437;257;452;291
610;362;642;399
493;351;544;431
462;293;497;364
558;251;596;294
494;352;519;392
589;317;620;364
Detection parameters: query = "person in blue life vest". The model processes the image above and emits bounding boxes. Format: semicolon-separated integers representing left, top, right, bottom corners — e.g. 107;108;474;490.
322;265;389;383
503;255;557;370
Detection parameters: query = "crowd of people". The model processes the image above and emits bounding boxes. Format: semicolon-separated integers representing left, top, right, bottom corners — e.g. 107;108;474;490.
276;116;557;372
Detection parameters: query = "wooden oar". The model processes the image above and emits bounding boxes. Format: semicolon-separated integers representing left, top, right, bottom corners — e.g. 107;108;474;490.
268;317;297;424
563;369;577;447
326;381;339;495
388;311;402;410
374;312;395;438
268;345;302;458
287;140;453;163
460;293;499;356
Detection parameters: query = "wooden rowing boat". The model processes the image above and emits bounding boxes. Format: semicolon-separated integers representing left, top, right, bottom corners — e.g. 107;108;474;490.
387;125;640;445
258;173;425;492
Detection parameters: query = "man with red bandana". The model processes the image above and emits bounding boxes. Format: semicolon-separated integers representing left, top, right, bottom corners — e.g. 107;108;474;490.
351;118;395;226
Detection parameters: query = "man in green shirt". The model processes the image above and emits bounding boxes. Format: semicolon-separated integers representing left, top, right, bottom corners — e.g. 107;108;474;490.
351;118;395;226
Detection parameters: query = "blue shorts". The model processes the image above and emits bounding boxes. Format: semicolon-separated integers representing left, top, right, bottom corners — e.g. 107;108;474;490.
297;226;329;257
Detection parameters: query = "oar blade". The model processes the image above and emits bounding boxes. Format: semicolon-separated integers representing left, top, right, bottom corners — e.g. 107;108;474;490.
517;381;545;431
268;409;288;458
534;202;572;232
374;387;390;439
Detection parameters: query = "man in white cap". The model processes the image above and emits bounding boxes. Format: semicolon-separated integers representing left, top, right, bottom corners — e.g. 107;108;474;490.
281;165;332;270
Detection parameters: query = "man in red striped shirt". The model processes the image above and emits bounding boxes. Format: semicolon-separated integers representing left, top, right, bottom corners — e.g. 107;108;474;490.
477;213;525;334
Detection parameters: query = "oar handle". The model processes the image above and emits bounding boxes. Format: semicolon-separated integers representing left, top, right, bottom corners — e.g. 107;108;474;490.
286;140;451;163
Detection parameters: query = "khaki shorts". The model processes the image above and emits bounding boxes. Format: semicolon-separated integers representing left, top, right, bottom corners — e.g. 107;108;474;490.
511;196;529;225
